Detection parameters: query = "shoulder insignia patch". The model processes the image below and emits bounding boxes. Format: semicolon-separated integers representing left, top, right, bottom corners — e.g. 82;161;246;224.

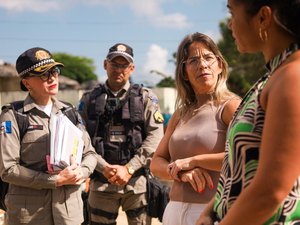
153;110;164;124
78;101;85;111
0;121;12;135
149;96;159;104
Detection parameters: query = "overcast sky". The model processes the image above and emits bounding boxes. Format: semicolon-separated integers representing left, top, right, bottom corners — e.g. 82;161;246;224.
0;0;228;86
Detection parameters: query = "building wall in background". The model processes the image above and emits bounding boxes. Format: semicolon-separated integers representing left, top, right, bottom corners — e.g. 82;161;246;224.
152;87;176;114
0;88;176;113
0;90;84;108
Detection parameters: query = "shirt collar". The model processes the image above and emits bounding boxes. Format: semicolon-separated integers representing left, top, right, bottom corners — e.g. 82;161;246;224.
104;80;130;97
266;43;300;74
23;95;66;114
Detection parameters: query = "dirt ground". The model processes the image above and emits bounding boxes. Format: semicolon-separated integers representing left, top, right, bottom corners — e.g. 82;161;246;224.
117;208;162;225
0;209;162;225
0;179;171;225
0;210;5;225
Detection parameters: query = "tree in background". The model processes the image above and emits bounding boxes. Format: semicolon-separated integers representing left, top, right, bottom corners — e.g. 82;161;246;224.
52;53;98;84
156;76;175;88
150;69;176;88
218;19;266;96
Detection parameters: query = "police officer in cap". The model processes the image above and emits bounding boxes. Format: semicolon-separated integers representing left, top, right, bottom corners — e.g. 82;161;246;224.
0;47;97;225
78;43;164;225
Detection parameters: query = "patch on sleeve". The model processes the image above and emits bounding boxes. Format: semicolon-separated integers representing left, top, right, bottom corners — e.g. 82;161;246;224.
78;101;85;111
148;95;159;105
153;110;164;124
0;121;12;134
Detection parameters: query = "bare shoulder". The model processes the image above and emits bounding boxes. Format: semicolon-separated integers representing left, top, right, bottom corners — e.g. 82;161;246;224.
261;56;300;109
168;110;180;127
225;98;241;111
164;109;182;133
222;98;241;126
267;57;300;97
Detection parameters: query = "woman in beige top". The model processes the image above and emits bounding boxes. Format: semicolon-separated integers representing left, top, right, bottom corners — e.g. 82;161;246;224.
150;32;240;225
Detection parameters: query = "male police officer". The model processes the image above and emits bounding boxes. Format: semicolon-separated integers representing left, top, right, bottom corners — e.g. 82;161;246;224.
78;43;164;225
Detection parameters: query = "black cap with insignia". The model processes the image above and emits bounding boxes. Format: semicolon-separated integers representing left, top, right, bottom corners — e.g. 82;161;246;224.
106;43;134;63
16;47;64;91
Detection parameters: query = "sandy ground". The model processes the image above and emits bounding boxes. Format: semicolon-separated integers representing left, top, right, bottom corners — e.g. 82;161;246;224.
100;179;170;225
116;208;162;225
0;209;162;225
0;179;170;225
0;210;5;225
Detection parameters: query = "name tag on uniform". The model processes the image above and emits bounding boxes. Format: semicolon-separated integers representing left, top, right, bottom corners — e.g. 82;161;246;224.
27;124;43;131
109;125;126;142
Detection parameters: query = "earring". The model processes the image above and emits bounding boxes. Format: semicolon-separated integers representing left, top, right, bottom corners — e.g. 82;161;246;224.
259;28;268;42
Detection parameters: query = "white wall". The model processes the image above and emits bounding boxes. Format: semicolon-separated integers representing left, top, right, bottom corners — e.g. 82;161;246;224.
152;87;176;114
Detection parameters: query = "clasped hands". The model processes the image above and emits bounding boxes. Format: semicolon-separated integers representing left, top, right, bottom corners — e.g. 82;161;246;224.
103;164;132;186
55;155;84;187
167;158;214;193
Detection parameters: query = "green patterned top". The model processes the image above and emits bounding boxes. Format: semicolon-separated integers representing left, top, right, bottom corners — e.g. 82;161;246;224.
214;43;300;224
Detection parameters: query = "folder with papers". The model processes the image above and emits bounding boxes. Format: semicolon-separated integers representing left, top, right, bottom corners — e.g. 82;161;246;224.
49;113;84;171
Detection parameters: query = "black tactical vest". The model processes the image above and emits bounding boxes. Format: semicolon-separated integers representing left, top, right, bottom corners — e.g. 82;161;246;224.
85;84;146;165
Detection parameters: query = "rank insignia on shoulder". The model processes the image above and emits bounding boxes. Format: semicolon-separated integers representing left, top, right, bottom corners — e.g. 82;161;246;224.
0;121;12;135
153;110;164;124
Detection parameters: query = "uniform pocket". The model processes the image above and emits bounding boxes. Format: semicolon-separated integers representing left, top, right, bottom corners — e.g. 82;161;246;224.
21;130;48;162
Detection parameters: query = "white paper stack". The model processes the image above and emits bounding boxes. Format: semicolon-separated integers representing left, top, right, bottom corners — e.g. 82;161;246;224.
50;113;84;171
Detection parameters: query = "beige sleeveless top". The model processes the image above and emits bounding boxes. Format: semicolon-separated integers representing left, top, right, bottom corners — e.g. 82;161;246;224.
169;102;228;203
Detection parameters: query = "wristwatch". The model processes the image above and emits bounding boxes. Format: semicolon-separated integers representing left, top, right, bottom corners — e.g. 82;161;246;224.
125;164;135;175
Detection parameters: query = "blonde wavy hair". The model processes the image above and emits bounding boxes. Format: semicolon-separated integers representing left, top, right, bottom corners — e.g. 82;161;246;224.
175;32;238;116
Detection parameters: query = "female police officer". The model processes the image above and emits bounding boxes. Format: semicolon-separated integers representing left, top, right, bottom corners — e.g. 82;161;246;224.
0;47;97;225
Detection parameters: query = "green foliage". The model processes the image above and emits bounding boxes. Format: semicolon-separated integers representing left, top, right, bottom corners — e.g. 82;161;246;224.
156;76;176;87
217;19;266;96
52;53;98;84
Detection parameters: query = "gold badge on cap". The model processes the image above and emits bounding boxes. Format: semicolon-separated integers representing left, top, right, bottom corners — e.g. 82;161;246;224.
35;50;51;60
116;44;127;52
153;110;164;124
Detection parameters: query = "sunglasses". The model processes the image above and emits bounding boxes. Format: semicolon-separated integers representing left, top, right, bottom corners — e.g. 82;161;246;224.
26;67;61;81
183;55;218;69
107;60;131;70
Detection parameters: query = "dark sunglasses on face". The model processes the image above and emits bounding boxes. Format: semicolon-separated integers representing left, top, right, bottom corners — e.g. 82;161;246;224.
26;67;61;81
107;60;131;70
